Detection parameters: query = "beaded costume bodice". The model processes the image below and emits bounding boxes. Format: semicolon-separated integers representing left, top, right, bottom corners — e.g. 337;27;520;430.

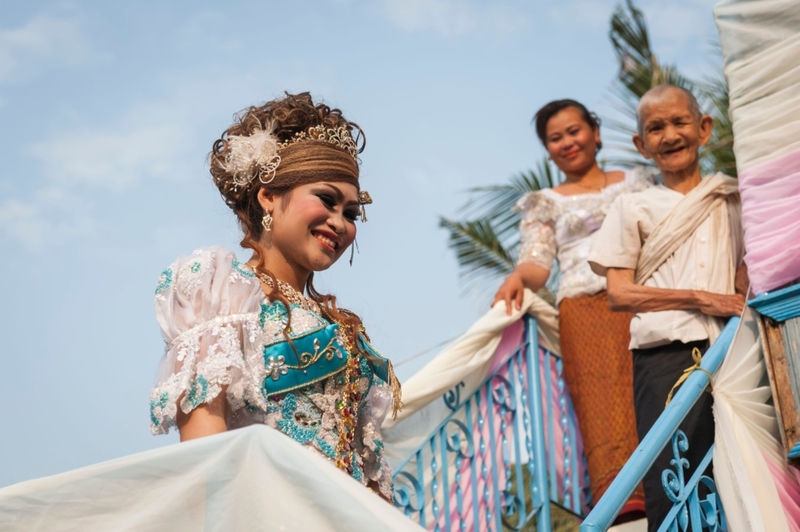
150;247;394;498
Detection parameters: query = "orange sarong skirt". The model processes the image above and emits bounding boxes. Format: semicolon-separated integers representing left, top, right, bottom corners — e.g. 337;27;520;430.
559;291;645;516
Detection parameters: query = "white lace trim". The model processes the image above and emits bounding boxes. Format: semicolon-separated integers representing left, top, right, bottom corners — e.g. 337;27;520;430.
167;313;260;351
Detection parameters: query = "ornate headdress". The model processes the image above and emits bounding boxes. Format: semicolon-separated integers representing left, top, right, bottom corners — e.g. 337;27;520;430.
220;122;373;218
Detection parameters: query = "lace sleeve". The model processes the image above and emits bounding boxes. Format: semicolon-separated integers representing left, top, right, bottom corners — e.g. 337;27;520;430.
150;246;266;435
358;378;394;500
514;191;557;270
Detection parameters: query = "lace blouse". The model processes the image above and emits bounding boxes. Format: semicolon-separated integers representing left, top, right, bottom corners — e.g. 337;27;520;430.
514;167;656;304
149;246;393;498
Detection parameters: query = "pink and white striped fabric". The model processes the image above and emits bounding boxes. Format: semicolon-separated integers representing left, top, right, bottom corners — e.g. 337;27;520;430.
716;0;800;295
738;149;800;294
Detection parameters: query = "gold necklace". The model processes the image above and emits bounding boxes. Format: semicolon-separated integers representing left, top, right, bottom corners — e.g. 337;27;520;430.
574;171;608;192
256;272;321;314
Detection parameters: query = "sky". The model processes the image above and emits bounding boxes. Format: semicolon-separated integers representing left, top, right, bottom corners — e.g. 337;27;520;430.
0;0;722;488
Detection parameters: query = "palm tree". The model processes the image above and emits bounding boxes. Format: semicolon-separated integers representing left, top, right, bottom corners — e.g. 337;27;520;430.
441;0;737;295
603;0;693;167
604;0;736;175
439;159;562;303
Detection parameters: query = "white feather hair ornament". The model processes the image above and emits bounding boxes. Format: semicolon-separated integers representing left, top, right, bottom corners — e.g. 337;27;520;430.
221;121;282;187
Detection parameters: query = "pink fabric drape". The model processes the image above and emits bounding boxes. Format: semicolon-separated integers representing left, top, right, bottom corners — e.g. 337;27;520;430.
739;146;800;294
763;451;800;532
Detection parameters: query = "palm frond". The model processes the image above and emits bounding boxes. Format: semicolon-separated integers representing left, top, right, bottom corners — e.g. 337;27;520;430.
603;0;736;176
439;218;516;284
461;159;561;220
609;0;692;98
439;159;562;297
697;74;737;176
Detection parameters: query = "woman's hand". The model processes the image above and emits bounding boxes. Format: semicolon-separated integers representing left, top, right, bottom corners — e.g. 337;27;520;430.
492;263;550;315
493;271;526;316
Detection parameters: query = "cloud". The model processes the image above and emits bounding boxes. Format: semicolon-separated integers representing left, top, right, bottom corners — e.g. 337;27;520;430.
381;0;529;38
548;0;613;30
547;0;715;50
0;15;89;84
0;186;95;250
28;122;193;190
1;24;341;251
6;77;208;250
643;1;714;53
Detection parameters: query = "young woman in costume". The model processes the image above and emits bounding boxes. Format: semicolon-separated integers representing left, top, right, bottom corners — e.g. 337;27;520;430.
494;100;652;518
149;93;401;500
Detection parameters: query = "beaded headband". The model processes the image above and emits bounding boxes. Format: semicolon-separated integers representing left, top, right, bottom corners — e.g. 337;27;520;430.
220;122;372;220
222;122;363;191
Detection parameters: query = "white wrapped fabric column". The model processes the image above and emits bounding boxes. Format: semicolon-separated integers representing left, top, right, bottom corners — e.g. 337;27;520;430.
712;2;800;529
715;0;800;294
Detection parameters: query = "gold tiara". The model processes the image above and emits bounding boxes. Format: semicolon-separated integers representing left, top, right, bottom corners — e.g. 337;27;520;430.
279;124;360;160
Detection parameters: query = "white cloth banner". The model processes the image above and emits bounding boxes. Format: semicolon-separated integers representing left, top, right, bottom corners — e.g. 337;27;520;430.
0;425;424;532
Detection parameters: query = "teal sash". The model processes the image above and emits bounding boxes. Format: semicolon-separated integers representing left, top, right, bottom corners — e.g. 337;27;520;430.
261;316;391;398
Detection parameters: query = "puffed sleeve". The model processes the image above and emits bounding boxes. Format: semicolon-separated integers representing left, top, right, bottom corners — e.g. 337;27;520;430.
513;191;557;271
587;195;642;276
149;246;266;435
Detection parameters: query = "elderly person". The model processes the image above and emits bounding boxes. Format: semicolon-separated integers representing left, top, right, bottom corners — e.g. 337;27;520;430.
588;85;747;531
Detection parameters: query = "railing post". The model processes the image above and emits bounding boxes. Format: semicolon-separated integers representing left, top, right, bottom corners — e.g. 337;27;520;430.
526;315;552;531
580;317;740;532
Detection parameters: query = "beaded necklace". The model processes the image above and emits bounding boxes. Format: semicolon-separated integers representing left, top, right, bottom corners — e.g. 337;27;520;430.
256;272;321;315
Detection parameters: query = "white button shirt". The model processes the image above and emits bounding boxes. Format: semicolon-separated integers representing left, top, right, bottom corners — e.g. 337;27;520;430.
588;185;724;350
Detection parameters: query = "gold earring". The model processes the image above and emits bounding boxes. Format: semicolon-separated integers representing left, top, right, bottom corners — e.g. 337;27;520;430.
262;211;273;233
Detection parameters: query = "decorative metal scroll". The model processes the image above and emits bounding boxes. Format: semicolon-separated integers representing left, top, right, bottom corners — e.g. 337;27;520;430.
658;431;727;532
392;316;589;532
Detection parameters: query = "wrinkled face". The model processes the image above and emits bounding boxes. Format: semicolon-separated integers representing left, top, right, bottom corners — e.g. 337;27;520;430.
544;107;601;174
634;90;712;175
265;181;359;273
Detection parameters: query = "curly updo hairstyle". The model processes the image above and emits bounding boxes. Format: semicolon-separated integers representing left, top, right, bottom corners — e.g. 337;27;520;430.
209;92;369;349
533;99;602;151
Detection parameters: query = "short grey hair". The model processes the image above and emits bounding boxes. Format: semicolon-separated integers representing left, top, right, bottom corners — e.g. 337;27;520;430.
636;85;703;136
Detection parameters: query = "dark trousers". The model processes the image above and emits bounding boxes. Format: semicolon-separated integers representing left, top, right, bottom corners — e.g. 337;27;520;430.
632;340;715;532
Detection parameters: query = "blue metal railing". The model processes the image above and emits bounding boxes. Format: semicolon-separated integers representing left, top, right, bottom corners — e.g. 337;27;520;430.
580;317;739;532
392;316;589;531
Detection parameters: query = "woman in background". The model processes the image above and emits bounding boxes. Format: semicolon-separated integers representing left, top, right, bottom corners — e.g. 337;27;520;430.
494;99;653;519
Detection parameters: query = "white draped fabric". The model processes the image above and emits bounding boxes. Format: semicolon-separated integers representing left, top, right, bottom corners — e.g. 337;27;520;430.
713;307;800;532
382;289;559;466
0;425;424;532
715;0;800;172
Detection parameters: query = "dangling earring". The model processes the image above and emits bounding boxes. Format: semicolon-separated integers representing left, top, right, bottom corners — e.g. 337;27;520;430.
349;238;360;266
262;210;273;233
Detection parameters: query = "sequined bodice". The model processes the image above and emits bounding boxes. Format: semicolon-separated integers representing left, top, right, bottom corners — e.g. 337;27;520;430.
514;168;656;303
